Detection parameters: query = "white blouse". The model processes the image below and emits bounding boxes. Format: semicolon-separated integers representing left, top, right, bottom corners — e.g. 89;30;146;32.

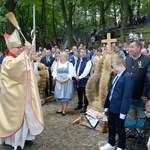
52;61;75;79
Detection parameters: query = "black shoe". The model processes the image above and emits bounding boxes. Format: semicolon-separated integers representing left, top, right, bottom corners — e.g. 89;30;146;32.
80;107;87;113
25;140;33;146
56;111;62;114
17;146;22;149
62;113;66;116
74;106;82;110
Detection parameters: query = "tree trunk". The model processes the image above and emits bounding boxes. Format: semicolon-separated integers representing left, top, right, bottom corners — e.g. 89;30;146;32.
91;10;96;27
4;0;17;34
129;5;134;26
113;1;117;25
68;2;75;47
100;2;106;29
129;1;136;26
99;1;112;35
41;0;46;48
52;0;57;45
120;0;129;43
137;0;141;17
61;0;75;48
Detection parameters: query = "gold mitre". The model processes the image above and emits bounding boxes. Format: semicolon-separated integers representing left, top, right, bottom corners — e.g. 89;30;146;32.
4;29;22;48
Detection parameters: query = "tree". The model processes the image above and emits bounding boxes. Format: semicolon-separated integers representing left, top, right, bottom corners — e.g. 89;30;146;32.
52;0;57;45
128;0;136;26
60;0;78;48
4;0;17;33
120;0;129;43
0;0;149;50
137;0;141;17
40;0;46;47
97;0;112;34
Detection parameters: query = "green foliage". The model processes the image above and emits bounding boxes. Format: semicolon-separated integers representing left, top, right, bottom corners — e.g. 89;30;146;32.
0;0;150;50
140;0;150;15
0;16;7;24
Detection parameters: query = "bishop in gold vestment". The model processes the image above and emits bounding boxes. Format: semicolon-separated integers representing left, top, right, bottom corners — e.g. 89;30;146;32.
0;30;44;150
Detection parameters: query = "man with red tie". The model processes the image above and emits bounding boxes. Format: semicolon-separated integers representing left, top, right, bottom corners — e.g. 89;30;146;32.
74;48;92;113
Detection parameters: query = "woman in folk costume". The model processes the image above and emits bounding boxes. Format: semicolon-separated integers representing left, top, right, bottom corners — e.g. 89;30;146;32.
0;29;44;150
52;52;75;116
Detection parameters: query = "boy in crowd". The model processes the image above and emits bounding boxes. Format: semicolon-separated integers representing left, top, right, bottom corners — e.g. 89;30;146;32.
100;55;133;150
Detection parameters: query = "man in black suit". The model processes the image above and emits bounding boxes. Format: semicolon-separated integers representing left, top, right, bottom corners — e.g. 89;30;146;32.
126;41;150;119
40;49;55;97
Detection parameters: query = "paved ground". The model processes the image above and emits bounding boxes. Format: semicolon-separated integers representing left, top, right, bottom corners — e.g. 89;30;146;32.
0;97;149;150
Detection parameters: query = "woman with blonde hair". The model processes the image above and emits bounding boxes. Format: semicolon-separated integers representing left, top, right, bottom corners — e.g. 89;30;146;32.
52;52;75;115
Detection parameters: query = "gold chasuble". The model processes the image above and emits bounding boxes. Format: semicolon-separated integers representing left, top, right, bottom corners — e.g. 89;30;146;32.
0;51;44;137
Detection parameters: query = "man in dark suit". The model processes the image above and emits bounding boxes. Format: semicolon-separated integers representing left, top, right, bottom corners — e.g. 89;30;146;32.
126;41;150;120
100;55;133;150
65;48;75;66
40;49;55;97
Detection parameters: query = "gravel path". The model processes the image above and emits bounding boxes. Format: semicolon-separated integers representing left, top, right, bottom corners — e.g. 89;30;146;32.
0;97;148;150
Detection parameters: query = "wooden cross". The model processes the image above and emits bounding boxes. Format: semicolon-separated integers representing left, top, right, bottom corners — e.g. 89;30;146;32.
101;33;117;51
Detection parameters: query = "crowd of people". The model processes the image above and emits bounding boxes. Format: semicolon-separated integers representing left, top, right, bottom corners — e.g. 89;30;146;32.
36;40;150;150
128;31;143;42
134;14;149;25
1;28;150;150
35;45;92;114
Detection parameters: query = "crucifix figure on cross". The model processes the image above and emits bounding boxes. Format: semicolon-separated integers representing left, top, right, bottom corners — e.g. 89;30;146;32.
101;33;117;51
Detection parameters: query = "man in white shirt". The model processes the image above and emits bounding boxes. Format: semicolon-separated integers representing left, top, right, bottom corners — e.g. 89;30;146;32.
74;48;92;113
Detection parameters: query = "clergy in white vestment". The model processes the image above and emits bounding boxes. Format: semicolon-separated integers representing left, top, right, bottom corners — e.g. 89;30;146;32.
0;29;44;150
